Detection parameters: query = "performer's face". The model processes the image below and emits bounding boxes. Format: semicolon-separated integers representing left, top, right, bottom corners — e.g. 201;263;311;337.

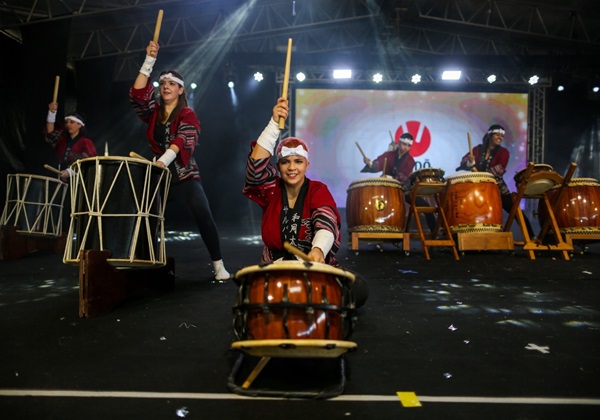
278;156;309;187
398;141;412;155
159;78;184;104
490;132;504;148
65;119;82;136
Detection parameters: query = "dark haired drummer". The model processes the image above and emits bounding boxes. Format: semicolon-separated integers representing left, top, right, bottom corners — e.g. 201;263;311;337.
45;105;97;180
129;40;230;281
361;133;436;232
457;124;534;238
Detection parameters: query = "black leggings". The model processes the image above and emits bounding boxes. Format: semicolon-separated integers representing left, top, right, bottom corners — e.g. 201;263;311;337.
169;179;223;261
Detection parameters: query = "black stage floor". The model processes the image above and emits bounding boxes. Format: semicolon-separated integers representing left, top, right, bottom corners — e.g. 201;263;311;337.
1;213;600;420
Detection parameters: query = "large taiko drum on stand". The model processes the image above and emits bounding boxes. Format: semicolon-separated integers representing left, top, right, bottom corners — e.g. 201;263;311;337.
514;164;557;196
540;178;600;233
1;174;67;237
231;260;356;357
63;156;171;267
444;172;503;233
345;177;405;233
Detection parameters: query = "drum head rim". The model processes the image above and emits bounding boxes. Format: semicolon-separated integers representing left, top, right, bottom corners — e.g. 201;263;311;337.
235;260;356;282
9;173;66;185
71;156;171;175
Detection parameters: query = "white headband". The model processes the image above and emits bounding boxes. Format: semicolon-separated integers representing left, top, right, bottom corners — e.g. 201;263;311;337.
488;128;505;135
278;145;308;160
159;72;185;86
65;116;85;126
399;137;413;146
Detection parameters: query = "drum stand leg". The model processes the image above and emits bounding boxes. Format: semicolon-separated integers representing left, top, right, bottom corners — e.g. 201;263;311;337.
405;183;459;260
227;352;349;399
0;225;66;261
78;250;175;317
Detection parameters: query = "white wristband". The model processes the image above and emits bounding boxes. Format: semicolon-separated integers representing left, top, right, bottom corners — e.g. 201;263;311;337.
312;229;335;257
47;110;57;123
66;168;74;177
139;55;156;77
466;159;475;167
256;118;280;155
158;149;177;167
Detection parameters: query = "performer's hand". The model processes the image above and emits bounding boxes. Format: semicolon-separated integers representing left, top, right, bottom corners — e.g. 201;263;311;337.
307;247;325;264
363;157;372;166
48;102;58;113
59;170;69;180
272;97;288;122
146;41;159;57
155;161;166;168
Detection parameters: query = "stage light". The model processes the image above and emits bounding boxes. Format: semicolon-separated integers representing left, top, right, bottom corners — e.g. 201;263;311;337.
190;83;197;89
528;75;539;85
411;74;421;84
373;73;383;83
557;85;565;92
296;72;306;82
441;70;461;80
228;81;235;88
487;74;497;84
253;72;263;82
333;69;352;79
593;86;599;93
153;81;159;88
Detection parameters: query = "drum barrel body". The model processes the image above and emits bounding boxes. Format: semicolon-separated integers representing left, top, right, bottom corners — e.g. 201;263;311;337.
345;178;405;232
408;168;445;188
233;262;355;341
64;157;170;267
443;173;503;233
540;178;600;233
0;174;66;236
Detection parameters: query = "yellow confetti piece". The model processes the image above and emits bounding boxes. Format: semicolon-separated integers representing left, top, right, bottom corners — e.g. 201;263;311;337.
397;391;422;407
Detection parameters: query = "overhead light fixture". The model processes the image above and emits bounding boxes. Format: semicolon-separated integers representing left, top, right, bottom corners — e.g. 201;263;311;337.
592;86;599;93
373;73;383;83
333;69;352;79
557;85;565;92
190;83;197;90
296;72;306;82
227;81;235;88
411;74;421;84
487;74;497;84
442;70;461;80
528;75;539;85
254;72;263;82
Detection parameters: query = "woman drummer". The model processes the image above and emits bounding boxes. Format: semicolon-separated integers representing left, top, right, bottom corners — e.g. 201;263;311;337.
129;40;230;281
244;97;367;306
44;107;97;179
458;124;534;237
244;97;341;265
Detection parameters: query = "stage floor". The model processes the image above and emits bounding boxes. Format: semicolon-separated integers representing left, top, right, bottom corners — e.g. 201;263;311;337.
1;218;599;419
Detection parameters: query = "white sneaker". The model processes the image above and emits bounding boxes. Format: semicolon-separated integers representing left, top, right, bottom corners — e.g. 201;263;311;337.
213;260;231;280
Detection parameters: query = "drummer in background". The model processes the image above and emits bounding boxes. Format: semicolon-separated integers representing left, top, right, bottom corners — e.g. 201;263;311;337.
243;97;367;307
45;104;97;180
457;124;534;238
129;40;230;281
361;133;436;233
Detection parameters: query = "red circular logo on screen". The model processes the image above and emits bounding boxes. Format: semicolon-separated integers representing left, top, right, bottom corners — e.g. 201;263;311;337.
395;121;431;158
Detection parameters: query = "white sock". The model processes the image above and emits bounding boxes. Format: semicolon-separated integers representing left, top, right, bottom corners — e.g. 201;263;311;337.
212;259;230;280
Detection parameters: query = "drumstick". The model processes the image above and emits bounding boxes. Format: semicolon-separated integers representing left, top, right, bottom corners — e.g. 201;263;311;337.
242;356;271;389
44;164;62;175
389;130;394;143
283;241;310;261
382;157;387;177
129;151;149;161
355;141;367;159
52;76;60;102
278;38;293;130
467;131;478;172
153;9;164;43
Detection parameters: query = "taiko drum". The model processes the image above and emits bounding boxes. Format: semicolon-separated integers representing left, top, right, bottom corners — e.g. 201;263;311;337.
345;177;405;232
232;261;355;341
540;178;600;233
513;164;557;196
443;172;503;233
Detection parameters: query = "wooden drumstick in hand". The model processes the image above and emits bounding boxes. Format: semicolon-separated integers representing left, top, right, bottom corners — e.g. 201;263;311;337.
355;141;367;160
44;164;62;175
52;76;60;103
283;241;310;261
278;38;293;130
467;132;478;172
129;151;149;161
153;9;164;44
